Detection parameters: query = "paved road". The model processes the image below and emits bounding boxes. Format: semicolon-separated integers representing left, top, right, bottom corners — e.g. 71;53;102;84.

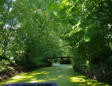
0;64;110;86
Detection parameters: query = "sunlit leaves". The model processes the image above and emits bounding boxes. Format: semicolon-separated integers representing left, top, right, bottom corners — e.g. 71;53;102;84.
57;0;112;71
0;0;111;75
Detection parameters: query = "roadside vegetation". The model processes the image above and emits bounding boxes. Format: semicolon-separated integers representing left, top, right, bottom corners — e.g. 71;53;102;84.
0;0;112;85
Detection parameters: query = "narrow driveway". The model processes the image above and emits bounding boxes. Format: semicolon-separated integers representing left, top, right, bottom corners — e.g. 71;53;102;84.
0;64;110;86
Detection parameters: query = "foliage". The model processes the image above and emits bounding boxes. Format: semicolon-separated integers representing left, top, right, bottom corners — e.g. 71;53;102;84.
54;0;112;80
0;0;72;70
0;0;112;82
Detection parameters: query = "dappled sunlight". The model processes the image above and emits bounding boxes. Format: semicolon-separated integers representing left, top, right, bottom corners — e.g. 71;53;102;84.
11;76;25;79
29;78;46;83
0;64;111;86
70;77;86;82
29;71;50;76
70;76;110;86
0;0;112;86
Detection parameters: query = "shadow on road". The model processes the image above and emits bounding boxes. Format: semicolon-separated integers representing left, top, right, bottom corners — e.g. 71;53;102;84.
0;64;110;86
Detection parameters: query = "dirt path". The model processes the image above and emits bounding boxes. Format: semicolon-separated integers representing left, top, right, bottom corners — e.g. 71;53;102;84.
0;64;110;86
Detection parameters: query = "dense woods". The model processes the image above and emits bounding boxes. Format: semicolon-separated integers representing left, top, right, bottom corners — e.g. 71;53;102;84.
0;0;112;83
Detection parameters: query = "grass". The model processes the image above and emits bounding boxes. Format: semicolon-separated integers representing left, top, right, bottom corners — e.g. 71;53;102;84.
0;64;111;86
